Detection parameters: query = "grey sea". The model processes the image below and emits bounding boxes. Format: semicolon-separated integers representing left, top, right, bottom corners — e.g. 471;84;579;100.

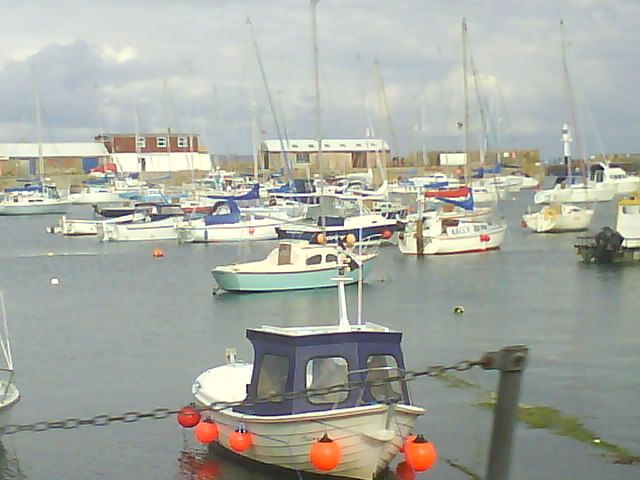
0;189;638;480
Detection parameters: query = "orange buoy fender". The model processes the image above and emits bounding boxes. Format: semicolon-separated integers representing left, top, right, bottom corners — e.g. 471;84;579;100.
310;433;341;471
404;434;437;472
194;419;219;444
177;405;201;428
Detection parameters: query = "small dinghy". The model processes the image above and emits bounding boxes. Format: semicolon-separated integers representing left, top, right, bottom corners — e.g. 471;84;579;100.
190;273;424;479
212;241;377;292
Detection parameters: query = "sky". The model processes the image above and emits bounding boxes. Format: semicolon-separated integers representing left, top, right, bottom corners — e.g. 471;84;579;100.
0;0;638;161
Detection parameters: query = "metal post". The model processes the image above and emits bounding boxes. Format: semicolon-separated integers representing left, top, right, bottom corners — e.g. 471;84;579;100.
481;345;529;480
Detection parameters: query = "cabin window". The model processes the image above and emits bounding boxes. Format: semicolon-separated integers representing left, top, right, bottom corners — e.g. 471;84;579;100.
278;243;292;265
306;254;322;265
257;354;289;398
366;355;403;402
325;254;338;263
306;356;349;404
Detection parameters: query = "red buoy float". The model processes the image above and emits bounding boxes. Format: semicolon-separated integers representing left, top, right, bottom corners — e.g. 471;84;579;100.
229;427;252;452
400;434;416;453
480;233;491;243
153;247;164;258
404;434;437;472
194;419;219;444
382;229;393;240
177;405;201;428
310;433;341;471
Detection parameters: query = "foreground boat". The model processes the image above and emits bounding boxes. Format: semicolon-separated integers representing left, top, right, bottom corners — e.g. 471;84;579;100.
212;241;377;292
192;273;424;479
522;204;594;233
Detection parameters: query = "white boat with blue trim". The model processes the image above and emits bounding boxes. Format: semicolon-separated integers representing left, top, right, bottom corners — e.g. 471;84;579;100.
212;241;377;292
192;274;424;479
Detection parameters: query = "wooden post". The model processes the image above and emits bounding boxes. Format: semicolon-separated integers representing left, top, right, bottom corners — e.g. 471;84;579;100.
416;217;424;256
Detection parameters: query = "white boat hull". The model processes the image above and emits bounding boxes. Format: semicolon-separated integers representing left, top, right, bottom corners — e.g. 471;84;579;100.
68;190;123;205
176;218;284;243
522;206;594;233
50;212;145;236
399;224;507;255
193;365;423;480
0;200;71;215
97;216;181;242
534;184;615;204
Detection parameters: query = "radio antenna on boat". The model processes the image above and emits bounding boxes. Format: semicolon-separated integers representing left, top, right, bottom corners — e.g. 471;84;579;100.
0;292;13;372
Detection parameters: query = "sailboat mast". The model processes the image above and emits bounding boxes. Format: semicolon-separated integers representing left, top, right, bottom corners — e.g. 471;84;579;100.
311;0;323;175
374;59;398;157
246;18;292;182
560;19;586;181
34;87;44;183
462;18;471;182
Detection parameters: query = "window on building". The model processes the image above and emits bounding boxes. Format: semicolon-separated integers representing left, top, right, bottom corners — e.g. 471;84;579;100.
177;136;188;149
291;143;299;148
306;356;349;404
296;153;310;164
305;254;322;265
366;355;403;402
135;136;146;149
257;354;289;398
156;136;167;148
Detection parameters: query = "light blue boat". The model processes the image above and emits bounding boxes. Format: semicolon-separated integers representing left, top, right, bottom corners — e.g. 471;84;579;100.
211;241;377;292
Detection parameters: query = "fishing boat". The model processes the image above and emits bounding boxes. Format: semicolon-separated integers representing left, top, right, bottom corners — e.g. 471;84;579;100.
0;183;71;216
398;212;506;256
212;241;377;292
191;273;424;479
96;204;184;242
521;203;593;233
589;163;640;195
0;293;20;435
575;194;640;263
175;199;290;243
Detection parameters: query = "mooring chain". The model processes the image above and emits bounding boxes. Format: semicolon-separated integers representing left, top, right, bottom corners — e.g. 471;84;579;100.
0;358;483;436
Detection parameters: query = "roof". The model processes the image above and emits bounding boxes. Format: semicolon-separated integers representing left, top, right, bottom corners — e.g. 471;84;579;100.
0;143;108;158
251;322;393;337
261;138;390;153
95;133;200;138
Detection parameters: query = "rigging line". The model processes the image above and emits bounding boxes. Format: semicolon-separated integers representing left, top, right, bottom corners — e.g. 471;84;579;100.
0;291;12;371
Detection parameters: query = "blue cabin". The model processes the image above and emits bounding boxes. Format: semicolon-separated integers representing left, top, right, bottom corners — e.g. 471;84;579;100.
234;324;411;416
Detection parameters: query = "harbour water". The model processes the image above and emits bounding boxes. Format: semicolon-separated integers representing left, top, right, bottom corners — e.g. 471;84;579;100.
0;189;638;479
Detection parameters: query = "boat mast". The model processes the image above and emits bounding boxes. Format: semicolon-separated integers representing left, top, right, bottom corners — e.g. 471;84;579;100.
462;18;471;183
374;59;398;161
560;19;586;182
246;18;292;185
311;0;323;178
33;83;44;185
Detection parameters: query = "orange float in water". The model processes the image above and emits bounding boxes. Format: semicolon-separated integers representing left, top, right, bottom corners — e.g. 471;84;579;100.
153;248;164;258
194;419;219;444
310;433;341;471
177;405;201;428
404;434;437;472
382;229;393;240
229;428;252;452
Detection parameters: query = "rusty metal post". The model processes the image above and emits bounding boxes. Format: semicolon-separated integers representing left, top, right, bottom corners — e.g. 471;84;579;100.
481;345;529;480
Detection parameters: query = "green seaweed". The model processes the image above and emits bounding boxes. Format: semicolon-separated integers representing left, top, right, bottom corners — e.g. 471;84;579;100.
444;457;482;479
477;398;639;465
436;372;480;389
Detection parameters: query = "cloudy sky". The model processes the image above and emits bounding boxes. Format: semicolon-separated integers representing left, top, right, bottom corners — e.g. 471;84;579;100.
0;0;638;160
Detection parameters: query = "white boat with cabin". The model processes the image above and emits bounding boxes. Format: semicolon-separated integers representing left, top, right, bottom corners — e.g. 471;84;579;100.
192;275;424;479
96;204;184;242
0;184;71;216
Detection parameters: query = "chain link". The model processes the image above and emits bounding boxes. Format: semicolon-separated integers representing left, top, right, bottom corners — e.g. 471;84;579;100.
0;359;481;436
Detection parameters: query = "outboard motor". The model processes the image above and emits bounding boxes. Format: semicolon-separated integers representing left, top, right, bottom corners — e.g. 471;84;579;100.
593;226;624;263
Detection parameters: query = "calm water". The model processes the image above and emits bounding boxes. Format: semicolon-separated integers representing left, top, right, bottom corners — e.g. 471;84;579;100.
0;189;638;480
